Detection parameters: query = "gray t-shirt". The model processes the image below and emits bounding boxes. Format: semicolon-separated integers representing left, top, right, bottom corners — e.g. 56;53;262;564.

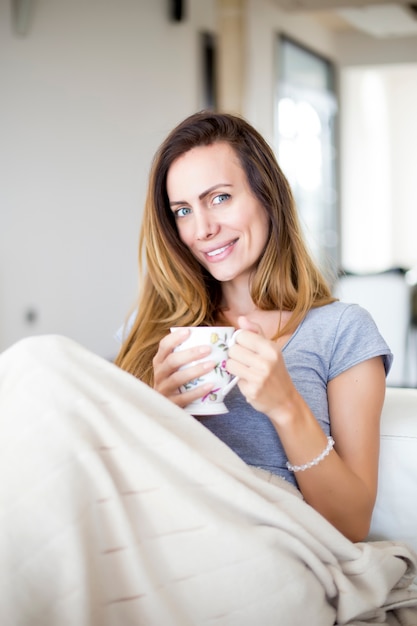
202;302;393;488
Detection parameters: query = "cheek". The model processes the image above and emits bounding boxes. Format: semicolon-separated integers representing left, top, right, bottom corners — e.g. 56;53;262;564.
247;209;269;242
176;222;193;248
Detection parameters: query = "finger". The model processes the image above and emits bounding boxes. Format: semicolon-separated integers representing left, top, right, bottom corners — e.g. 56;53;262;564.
168;359;216;390
229;331;273;360
226;342;280;380
237;315;264;336
225;354;264;381
170;381;216;409
155;358;216;397
154;332;212;383
153;328;190;365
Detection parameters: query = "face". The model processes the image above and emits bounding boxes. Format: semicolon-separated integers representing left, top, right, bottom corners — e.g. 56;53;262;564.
166;142;270;286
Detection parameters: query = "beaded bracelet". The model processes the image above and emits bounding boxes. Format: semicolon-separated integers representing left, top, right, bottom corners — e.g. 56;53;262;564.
286;436;335;473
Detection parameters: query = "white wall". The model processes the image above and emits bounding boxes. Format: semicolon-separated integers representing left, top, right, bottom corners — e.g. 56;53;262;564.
244;0;339;145
0;0;216;358
390;66;417;268
0;0;341;359
1;0;416;361
340;63;417;273
337;30;417;67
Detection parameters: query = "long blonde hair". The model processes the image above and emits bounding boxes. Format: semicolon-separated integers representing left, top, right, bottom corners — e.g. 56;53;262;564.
115;111;335;385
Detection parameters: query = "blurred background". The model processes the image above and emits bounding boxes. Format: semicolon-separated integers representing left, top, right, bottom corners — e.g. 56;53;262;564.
1;0;417;384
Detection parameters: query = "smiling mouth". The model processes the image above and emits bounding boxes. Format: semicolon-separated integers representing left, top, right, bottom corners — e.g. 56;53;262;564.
205;239;238;257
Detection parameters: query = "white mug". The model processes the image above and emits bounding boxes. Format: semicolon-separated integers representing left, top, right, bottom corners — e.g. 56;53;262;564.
170;326;241;415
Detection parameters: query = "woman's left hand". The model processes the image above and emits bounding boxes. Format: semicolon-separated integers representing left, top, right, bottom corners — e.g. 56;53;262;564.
227;315;386;543
226;316;295;419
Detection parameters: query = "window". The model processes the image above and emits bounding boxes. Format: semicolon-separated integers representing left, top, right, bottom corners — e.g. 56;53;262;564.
275;36;338;282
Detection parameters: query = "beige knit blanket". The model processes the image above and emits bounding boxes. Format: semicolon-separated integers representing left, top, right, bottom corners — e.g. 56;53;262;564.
0;335;416;626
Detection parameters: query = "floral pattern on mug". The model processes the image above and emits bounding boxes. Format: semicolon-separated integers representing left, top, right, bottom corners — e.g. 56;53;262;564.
214;360;229;377
202;388;221;403
175;327;238;411
182;376;205;391
212;333;229;354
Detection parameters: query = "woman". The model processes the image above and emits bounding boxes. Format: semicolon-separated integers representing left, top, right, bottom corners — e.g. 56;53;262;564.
2;112;416;626
115;110;392;543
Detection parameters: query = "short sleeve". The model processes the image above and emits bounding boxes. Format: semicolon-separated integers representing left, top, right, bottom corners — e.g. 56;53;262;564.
114;309;138;344
328;304;393;380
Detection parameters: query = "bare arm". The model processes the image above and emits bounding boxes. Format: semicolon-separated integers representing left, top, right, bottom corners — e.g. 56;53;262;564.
285;357;385;541
227;318;386;542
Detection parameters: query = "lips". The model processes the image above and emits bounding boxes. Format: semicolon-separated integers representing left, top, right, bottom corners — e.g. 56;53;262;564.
203;239;238;258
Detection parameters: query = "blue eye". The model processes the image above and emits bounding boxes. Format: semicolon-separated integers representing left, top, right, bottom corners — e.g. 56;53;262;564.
213;193;230;205
174;207;192;218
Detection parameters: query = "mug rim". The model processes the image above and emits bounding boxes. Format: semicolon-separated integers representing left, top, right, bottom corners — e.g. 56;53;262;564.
170;325;236;331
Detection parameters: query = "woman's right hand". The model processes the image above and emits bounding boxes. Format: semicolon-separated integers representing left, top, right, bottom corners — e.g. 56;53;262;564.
152;329;216;408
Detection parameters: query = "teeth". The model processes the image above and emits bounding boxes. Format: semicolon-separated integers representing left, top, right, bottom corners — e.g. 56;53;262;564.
206;241;234;257
207;244;229;257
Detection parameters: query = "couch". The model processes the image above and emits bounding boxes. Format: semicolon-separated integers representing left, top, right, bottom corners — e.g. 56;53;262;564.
367;386;417;554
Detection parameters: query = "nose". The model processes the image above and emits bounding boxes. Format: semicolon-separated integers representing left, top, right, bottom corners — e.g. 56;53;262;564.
194;210;220;240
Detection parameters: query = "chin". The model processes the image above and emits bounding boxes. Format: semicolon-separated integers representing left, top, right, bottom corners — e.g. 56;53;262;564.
207;263;255;284
209;270;243;283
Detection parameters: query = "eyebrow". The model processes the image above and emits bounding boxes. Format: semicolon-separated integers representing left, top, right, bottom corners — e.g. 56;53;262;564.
169;183;232;208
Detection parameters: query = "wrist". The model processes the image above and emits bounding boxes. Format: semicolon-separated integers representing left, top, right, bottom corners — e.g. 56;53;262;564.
286;436;335;473
267;389;306;429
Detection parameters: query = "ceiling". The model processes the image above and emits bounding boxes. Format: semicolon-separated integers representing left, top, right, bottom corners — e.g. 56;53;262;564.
271;1;417;38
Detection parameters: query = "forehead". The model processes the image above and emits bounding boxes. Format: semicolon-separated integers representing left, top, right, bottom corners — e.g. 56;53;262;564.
166;142;245;197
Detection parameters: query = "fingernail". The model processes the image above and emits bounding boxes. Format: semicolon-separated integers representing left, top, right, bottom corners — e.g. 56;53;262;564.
197;346;211;354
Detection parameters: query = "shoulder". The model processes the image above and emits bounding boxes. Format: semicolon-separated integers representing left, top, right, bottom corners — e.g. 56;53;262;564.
306;301;372;326
301;302;393;378
301;301;374;341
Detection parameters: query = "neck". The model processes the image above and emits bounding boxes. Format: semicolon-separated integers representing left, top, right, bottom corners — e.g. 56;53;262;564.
220;281;256;318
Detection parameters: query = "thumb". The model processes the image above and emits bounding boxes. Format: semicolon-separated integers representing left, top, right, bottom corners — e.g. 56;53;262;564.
237;315;264;337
